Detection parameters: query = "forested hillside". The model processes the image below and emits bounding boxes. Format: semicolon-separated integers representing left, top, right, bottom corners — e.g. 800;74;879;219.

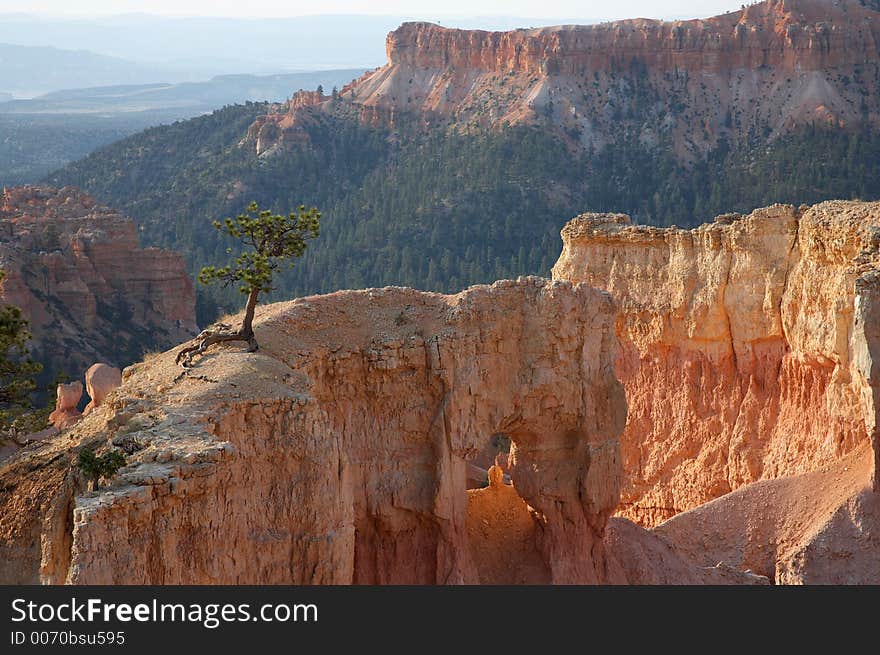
0;70;365;185
0;114;138;185
48;99;880;326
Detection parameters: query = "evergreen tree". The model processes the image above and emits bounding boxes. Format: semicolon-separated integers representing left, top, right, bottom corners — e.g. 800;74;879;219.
0;270;43;441
177;202;321;365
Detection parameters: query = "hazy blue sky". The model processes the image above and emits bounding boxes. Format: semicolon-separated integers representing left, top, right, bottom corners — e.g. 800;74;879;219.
0;1;739;20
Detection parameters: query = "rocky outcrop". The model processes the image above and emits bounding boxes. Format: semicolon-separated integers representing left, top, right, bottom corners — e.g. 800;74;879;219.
250;0;880;161
0;186;197;378
552;200;880;526
82;363;121;416
4;197;879;584
0;278;630;584
245;90;328;156
48;382;83;430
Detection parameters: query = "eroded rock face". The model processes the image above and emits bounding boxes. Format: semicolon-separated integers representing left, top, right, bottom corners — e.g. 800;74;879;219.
0;186;197;378
552;200;880;525
251;0;880;160
4;199;878;584
465;464;551;584
0;278;628;584
246;90;327;156
385;0;880;76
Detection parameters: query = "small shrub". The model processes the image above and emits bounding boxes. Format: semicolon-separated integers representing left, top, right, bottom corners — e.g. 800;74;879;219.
77;447;126;490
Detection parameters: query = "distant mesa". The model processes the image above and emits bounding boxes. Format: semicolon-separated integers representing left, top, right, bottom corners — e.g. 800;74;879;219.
247;0;880;162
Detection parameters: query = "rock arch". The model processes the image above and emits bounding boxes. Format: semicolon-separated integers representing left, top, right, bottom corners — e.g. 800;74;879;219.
1;278;627;585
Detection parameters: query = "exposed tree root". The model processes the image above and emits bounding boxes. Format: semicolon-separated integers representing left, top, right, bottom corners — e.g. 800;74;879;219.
175;324;259;367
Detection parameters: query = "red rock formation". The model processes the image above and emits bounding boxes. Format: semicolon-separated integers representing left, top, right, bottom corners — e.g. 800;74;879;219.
0;278;629;585
82;363;121;415
2;202;878;584
0;186;197;377
552;201;880;526
385;0;880;75
48;381;83;430
246;90;328;156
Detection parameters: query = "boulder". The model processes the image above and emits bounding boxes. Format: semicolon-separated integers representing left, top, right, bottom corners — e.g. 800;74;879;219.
83;364;121;415
48;381;83;430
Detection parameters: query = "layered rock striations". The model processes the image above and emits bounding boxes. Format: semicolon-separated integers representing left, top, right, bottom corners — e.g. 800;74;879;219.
0;186;197;378
245;90;327;157
250;0;880;159
0;278;633;584
384;0;880;76
552;200;880;526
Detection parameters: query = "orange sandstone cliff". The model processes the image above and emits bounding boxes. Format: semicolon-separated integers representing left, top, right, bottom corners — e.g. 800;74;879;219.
0;279;635;584
1;200;879;585
552;201;880;526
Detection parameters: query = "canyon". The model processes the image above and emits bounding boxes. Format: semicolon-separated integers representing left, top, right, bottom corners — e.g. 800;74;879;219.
249;0;880;160
0;185;197;380
0;199;877;585
4;0;880;586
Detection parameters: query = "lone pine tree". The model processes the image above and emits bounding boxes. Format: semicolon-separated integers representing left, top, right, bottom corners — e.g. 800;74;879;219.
176;201;321;366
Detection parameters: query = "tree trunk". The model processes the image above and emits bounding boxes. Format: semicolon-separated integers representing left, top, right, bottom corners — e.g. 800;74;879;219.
240;288;260;340
175;286;260;366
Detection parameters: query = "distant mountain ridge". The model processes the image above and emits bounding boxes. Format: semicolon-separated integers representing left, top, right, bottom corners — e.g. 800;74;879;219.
0;43;203;98
0;14;402;78
0;70;366;116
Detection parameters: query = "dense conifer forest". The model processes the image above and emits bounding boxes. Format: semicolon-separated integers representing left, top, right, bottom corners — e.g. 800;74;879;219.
48;102;880;324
